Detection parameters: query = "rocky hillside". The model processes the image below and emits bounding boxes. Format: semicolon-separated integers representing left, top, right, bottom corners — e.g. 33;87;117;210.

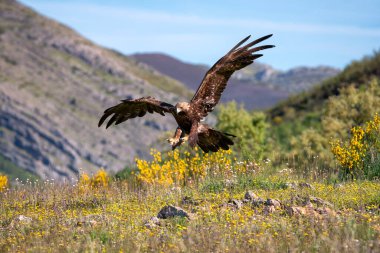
0;0;192;180
132;53;339;109
236;64;340;93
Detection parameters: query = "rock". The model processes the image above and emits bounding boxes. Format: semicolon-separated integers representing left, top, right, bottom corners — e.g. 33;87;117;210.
304;201;314;208
251;197;266;207
76;215;101;227
244;190;258;201
286;205;321;218
263;205;276;215
227;199;243;209
76;219;97;227
298;182;315;190
315;207;336;217
15;215;33;223
10;215;33;228
144;216;161;229
266;199;281;208
157;205;190;219
242;198;250;204
289;195;305;205
286;206;307;216
309;196;334;208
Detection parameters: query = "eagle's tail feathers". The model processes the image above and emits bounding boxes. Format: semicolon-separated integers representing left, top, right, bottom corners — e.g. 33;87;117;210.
197;128;235;153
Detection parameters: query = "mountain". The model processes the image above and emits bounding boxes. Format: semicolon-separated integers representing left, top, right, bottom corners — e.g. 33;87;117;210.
131;53;209;92
0;0;192;180
235;64;340;93
131;53;288;109
131;53;340;109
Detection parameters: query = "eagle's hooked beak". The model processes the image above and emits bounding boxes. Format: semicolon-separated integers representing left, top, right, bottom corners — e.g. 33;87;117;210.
176;107;182;114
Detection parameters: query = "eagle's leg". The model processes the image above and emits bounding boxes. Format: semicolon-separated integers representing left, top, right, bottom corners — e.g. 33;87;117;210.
167;127;185;150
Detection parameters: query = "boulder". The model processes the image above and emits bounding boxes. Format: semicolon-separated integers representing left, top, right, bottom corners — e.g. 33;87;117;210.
286;206;307;216
244;190;258;201
144;216;161;229
251;197;266;207
286;205;321;218
315;207;337;217
10;215;33;228
157;205;190;219
266;198;281;208
263;205;276;215
76;214;102;227
228;199;243;209
15;215;33;223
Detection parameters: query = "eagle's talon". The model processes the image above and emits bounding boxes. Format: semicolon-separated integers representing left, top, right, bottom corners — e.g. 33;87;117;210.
167;137;180;146
180;136;189;142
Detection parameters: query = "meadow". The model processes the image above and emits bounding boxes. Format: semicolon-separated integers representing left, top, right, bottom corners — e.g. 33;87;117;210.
0;149;379;252
1;54;380;252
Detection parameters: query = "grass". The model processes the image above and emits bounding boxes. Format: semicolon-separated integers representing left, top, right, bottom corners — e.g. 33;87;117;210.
0;169;379;252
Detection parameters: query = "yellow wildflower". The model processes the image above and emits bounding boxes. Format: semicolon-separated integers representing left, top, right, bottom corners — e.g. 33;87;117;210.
0;174;8;191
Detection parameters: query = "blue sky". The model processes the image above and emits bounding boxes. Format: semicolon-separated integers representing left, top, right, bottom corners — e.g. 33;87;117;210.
21;0;380;70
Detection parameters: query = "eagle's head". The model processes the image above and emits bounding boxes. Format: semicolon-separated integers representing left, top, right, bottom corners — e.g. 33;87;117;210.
175;102;190;114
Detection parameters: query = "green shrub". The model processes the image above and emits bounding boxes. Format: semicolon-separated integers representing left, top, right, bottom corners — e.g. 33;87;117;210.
216;101;269;159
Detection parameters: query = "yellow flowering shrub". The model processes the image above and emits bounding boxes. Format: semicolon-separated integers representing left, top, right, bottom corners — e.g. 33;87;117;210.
136;149;255;186
330;113;380;178
92;169;109;187
0;174;8;192
79;169;109;188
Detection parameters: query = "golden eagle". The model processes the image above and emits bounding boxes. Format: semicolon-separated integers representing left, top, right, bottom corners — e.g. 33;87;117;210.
98;35;274;152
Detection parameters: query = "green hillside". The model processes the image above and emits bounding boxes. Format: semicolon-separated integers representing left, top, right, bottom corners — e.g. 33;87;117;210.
264;52;380;178
269;52;380;120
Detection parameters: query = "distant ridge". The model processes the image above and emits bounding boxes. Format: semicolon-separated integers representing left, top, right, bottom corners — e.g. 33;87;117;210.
131;53;339;109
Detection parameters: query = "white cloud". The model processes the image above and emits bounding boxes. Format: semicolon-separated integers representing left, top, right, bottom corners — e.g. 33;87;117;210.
57;3;380;38
27;1;380;38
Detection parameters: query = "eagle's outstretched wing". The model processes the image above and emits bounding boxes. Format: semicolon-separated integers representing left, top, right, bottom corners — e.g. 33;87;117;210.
190;34;274;120
98;96;175;129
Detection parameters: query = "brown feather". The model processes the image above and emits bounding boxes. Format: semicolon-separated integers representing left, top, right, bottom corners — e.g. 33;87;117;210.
98;97;175;128
197;125;235;153
190;35;274;120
